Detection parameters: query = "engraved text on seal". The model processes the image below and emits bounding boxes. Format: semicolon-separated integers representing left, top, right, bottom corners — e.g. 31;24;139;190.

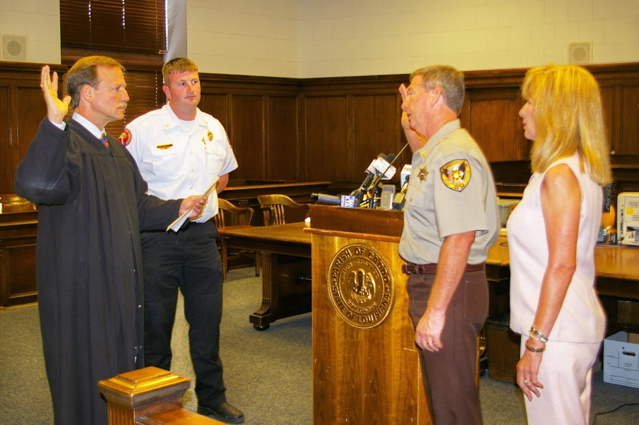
327;243;394;328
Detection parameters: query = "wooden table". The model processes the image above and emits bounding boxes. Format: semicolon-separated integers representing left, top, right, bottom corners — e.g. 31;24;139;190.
219;222;311;330
593;243;639;300
221;223;639;331
488;235;639;334
488;236;639;300
591;243;639;333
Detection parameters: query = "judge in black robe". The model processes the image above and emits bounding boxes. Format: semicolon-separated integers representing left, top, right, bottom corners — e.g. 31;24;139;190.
14;57;204;425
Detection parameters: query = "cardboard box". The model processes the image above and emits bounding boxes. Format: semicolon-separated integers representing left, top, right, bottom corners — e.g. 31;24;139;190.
603;331;639;388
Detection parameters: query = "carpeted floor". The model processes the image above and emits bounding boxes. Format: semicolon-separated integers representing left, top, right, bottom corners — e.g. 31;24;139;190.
1;267;638;424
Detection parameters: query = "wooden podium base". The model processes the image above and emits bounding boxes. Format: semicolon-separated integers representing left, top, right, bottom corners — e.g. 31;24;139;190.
308;206;432;424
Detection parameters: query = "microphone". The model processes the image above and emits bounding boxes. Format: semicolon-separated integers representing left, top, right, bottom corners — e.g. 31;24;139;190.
387;164;411;210
366;155;397;180
392;179;410;209
351;153;396;200
400;164;412;186
350;144;409;208
366;144;409;194
311;193;341;205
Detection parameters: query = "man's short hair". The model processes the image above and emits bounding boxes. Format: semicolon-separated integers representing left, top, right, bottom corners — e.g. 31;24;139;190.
65;56;125;109
162;58;199;85
410;65;465;115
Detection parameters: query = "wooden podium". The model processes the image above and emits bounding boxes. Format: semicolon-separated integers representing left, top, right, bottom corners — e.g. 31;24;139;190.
307;205;432;425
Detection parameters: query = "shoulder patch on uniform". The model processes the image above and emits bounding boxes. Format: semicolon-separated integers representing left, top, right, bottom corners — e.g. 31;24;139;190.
119;128;132;146
440;159;471;192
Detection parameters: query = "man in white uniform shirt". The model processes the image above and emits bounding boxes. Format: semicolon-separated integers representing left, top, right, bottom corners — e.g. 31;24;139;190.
124;58;243;424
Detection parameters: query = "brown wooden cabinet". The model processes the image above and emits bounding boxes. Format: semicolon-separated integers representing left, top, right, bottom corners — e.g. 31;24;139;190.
618;84;639;154
0;209;38;308
0;63;65;194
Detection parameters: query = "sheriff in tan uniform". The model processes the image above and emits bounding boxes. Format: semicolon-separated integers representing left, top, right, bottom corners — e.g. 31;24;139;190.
398;65;499;425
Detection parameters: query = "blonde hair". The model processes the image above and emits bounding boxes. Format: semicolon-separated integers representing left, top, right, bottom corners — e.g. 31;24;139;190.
162;57;198;85
521;64;611;185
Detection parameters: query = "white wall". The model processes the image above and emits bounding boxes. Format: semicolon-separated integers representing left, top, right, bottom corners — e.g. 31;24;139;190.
298;0;639;78
0;0;60;64
2;0;637;79
186;0;301;77
188;0;639;78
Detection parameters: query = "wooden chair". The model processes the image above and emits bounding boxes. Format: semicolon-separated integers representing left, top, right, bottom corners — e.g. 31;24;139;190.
257;194;310;226
213;198;260;281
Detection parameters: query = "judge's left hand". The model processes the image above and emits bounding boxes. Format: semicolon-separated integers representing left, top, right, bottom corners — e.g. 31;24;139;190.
180;195;208;219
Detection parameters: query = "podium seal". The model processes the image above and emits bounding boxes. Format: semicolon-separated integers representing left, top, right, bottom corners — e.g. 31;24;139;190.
327;243;394;328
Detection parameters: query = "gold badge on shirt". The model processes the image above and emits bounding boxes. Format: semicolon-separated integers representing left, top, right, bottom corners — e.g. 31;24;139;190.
440;159;471;192
417;167;429;181
202;131;214;145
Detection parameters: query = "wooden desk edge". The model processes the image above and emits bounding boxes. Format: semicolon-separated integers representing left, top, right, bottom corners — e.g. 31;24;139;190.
307;227;400;243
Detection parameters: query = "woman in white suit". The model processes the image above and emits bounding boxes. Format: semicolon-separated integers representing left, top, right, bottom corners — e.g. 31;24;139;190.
507;64;612;425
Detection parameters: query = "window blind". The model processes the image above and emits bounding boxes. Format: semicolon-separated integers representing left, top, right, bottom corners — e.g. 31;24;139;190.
60;0;166;54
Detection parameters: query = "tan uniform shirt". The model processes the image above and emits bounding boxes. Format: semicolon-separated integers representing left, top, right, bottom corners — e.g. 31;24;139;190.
399;120;500;264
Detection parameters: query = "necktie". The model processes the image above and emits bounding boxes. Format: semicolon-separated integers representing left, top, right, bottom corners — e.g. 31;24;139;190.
100;132;109;147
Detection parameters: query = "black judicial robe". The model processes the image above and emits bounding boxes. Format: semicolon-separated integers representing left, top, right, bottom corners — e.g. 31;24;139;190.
15;119;182;425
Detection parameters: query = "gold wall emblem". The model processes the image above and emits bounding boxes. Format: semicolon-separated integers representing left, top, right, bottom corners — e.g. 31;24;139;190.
327;243;394;328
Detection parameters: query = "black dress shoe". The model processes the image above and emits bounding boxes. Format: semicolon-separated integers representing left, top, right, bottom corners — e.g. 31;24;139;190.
197;402;245;424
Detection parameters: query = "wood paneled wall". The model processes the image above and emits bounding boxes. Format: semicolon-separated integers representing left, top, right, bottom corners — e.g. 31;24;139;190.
2;62;638;194
301;75;409;191
0;63;65;194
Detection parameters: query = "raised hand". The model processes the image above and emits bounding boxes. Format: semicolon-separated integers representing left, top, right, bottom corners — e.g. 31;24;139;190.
41;65;71;124
398;83;426;152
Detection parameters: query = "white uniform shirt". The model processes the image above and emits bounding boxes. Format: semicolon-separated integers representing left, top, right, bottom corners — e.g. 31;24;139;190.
507;152;605;343
125;104;238;222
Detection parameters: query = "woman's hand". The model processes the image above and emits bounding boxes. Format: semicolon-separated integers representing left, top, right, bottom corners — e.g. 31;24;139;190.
516;338;545;400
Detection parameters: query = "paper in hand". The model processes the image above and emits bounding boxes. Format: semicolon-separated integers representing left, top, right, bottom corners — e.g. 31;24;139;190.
166;177;219;232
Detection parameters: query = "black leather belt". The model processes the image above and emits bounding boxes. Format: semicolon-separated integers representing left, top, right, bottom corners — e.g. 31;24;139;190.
401;262;485;275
